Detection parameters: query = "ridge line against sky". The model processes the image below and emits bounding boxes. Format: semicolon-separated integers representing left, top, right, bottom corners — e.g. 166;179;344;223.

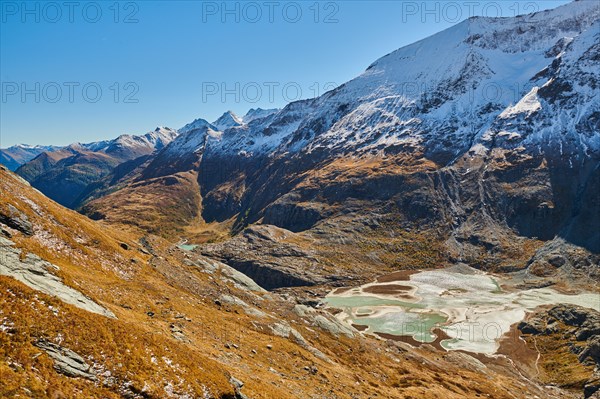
0;0;572;148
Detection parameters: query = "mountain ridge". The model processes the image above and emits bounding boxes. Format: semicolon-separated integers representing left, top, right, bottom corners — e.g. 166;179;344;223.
14;127;178;208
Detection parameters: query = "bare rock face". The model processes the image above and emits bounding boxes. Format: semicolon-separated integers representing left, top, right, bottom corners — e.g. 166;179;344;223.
525;238;600;281
0;204;33;236
546;306;600;345
0;236;115;318
519;305;600;355
200;225;329;290
34;339;96;380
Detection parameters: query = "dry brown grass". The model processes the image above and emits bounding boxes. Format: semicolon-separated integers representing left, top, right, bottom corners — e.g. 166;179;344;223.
81;171;202;237
522;323;596;390
296;154;438;190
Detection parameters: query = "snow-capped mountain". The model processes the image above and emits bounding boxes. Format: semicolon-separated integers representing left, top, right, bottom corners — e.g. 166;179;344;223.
154;0;597;166
113;0;598;252
242;108;280;124
139;0;599;181
212;111;243;131
78;127;178;159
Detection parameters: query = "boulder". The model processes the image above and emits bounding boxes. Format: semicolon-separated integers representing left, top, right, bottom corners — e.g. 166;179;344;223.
0;237;115;318
34;339;96;380
313;315;355;338
0;204;33;236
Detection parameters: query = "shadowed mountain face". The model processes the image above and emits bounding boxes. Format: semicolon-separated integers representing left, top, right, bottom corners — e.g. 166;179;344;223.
17;2;600;279
15;128;178;208
0;145;61;171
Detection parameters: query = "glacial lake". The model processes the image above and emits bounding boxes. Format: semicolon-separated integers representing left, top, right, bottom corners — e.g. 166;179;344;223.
178;244;198;251
325;268;600;354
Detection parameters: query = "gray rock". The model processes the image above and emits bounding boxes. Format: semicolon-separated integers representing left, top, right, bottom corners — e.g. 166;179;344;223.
517;320;542;335
200;225;329;290
34;339;96;380
188;257;266;293
548;254;566;267
219;294;268;318
0;225;12;238
579;337;600;365
0;237;115;318
0;204;33;236
585;381;600;399
270;321;311;348
293;304;316;318
229;376;244;389
313;315;355;338
443;352;487;373
139;236;155;256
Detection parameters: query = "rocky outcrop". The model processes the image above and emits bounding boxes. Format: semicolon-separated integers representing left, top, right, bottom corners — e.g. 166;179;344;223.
227;375;251;399
293;304;356;339
0;236;115;318
525;238;600;281
218;294;268;318
0;204;33;236
184;256;266;293
200;225;329;290
34;339;96;380
263;195;332;233
519;305;600;344
269;321;330;362
313;315;355;338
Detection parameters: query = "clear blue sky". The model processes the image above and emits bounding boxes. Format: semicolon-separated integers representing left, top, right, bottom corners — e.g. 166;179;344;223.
0;0;570;147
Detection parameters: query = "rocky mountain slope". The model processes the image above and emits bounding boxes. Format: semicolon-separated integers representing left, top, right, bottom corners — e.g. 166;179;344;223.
518;304;600;398
75;1;600;288
2;164;577;399
15;128;178;208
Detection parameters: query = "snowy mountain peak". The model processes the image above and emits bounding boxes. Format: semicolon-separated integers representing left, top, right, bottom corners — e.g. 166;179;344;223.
178;118;216;135
76;127;178;156
142;127;178;148
3;144;51;151
242;108;280;124
213;111;243;131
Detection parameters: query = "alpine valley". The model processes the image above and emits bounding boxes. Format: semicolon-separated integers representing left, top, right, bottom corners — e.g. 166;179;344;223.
1;1;599;398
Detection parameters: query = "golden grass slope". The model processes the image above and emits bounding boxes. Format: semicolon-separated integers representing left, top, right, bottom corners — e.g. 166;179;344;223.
81;171;202;237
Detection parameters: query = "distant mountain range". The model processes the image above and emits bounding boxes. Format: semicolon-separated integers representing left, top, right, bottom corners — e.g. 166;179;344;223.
0;144;61;171
6;128;178;208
